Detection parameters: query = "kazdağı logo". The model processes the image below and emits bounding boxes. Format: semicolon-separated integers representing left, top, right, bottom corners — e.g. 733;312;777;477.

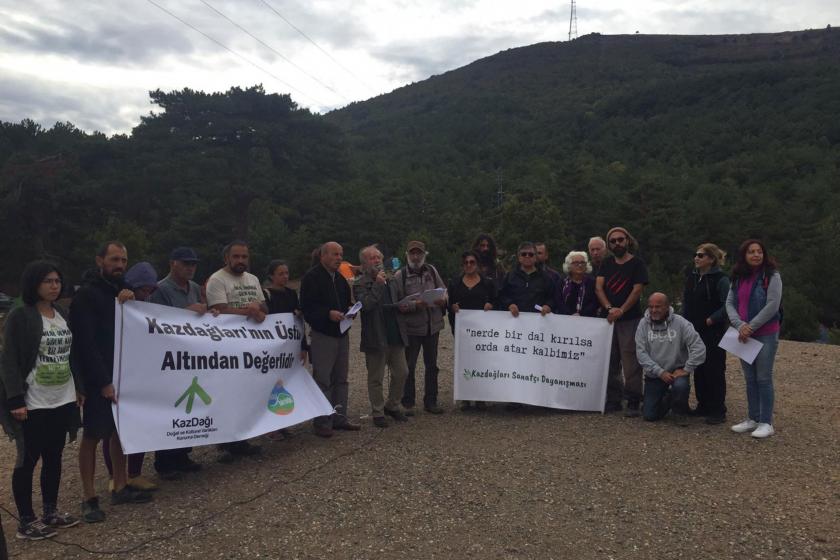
268;379;295;415
174;376;212;414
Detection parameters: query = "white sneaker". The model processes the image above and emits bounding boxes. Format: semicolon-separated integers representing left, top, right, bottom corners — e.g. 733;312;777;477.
751;423;775;439
731;419;758;433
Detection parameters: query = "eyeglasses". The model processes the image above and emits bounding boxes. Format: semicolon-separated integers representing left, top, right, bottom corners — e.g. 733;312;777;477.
694;253;708;259
519;252;535;257
570;261;587;266
608;237;626;245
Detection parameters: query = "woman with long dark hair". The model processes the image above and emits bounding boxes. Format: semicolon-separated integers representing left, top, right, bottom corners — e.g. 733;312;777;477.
725;239;782;439
448;251;497;411
1;262;82;539
682;243;730;424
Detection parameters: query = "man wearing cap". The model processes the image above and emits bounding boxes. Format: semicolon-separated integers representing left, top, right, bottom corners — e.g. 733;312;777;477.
205;240;266;459
395;240;447;414
595;227;649;416
148;247;209;475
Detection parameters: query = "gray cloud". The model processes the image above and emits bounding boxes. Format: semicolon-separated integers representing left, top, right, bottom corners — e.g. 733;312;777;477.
0;71;149;134
372;32;528;83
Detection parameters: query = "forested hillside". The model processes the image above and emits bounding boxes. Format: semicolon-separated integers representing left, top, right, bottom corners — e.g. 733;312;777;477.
2;29;838;340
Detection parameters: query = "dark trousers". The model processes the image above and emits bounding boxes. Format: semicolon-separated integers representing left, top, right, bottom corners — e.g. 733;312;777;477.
0;510;8;559
11;404;72;520
643;376;690;421
694;332;727;416
402;332;440;408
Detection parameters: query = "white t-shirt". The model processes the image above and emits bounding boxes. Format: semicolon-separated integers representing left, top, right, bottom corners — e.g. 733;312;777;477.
205;268;265;308
25;313;76;410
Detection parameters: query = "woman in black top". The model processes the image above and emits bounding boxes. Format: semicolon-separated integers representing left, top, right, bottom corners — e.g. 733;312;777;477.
1;262;82;540
554;251;599;317
263;260;309;439
448;251;497;411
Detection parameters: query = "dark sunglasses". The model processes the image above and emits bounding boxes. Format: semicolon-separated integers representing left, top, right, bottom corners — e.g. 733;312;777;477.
520;252;535;257
608;237;626;245
694;253;708;259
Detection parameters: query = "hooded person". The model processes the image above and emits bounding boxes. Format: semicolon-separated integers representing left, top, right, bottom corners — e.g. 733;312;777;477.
635;293;706;423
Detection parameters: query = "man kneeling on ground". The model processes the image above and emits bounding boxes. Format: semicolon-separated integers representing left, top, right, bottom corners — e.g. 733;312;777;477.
635;293;706;424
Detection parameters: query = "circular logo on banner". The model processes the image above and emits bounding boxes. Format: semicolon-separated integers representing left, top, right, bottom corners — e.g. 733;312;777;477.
268;380;295;415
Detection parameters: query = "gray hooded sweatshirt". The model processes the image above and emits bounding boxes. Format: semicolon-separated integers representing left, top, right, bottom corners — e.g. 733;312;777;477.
635;306;706;379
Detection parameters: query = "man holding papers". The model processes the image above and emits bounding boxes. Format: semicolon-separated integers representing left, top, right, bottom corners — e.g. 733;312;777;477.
395;240;447;415
301;242;360;437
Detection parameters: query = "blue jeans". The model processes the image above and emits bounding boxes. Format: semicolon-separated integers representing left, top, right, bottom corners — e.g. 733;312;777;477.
739;332;778;424
643;375;690;421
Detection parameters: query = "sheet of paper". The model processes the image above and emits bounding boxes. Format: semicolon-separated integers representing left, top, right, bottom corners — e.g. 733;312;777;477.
718;326;763;364
340;301;363;333
420;288;447;304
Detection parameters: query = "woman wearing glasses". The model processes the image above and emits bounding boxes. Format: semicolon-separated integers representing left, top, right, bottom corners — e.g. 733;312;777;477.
725;239;782;439
682;244;730;425
555;251;599;317
448;251;497;411
1;262;82;540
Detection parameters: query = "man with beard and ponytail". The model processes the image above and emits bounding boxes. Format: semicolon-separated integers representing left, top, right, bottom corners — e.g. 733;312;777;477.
595;227;649;417
205;240;266;460
395;240;447;415
472;234;506;288
70;241;151;524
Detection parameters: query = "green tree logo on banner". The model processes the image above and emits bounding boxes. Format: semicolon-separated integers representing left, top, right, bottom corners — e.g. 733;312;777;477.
174;376;212;414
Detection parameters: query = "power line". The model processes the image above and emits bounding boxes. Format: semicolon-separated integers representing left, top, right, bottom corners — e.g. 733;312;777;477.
144;0;327;107
199;0;348;102
257;0;375;95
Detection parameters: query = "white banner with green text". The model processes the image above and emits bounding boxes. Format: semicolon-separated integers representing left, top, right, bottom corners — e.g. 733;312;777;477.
112;300;333;454
453;310;613;411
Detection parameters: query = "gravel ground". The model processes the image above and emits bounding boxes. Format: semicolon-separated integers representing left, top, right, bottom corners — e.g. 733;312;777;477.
1;327;838;560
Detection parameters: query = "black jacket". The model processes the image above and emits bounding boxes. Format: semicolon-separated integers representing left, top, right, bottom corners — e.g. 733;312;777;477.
1;303;81;439
300;264;352;338
69;274;126;393
498;266;555;312
682;267;730;338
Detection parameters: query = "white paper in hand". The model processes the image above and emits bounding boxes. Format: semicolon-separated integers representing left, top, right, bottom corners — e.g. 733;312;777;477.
718;326;763;364
339;301;363;333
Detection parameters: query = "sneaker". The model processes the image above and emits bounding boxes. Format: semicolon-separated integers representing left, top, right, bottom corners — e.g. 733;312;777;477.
43;510;80;529
372;416;389;428
705;414;727;425
81;498;106;523
424;403;444;414
111;486;153;505
127;475;158;491
16;519;57;540
731;419;758;433
751;423;775;439
384;408;409;422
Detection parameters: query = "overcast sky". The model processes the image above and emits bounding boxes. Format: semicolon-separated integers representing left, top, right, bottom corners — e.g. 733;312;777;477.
1;0;837;134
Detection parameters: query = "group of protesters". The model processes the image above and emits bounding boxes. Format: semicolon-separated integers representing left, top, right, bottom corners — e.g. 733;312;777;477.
0;227;782;544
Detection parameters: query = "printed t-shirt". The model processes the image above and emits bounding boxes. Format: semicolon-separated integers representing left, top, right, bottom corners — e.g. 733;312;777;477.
26;313;76;410
205;269;265;308
597;256;649;321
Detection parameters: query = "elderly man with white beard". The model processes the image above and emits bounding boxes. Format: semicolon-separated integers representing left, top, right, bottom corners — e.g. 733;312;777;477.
635;292;706;424
395;240;447;415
